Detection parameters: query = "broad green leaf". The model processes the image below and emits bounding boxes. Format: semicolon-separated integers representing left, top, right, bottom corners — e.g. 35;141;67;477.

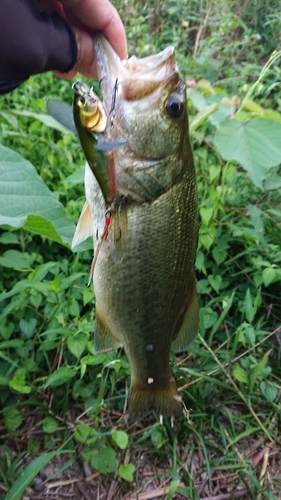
214;118;281;188
0;144;75;246
260;381;278;402
67;334;88;359
199;206;213;224
9;368;32;394
24;215;65;245
118;463;135;482
232;364;249;384
42;417;59;433
0;250;31;269
91;447;117;474
75;423;90;443
201;307;218;329
27;438;40;456
262;267;276;286
112;430;129;449
11;109;72;134
3;407;22;432
19;318;37;338
44;366;76;388
208;274;222;292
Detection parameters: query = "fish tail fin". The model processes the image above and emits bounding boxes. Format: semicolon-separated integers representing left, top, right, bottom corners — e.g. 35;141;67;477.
129;378;182;421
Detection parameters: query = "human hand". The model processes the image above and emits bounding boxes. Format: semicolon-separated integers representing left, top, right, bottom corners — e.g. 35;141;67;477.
54;0;127;79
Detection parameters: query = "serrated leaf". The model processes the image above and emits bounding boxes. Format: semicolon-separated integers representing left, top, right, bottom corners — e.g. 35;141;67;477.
112;430;129;450
0;144;75;246
118;463;135;481
44;366;76;388
232;364;249;384
214;118;281;188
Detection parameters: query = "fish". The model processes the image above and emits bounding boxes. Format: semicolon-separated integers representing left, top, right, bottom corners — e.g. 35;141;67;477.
73;34;199;420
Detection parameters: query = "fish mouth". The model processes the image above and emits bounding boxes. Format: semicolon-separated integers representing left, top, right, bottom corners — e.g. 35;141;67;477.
93;34;179;112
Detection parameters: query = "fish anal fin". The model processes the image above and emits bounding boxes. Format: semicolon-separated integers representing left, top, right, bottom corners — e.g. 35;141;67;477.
72;201;93;249
171;283;199;353
129;377;182;421
94;310;122;353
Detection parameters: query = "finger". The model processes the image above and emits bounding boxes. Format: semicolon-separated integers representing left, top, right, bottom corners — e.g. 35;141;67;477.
60;0;127;59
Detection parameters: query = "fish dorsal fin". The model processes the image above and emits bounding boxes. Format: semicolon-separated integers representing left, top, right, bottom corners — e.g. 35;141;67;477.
171;283;199;353
94;310;123;352
72;201;93;249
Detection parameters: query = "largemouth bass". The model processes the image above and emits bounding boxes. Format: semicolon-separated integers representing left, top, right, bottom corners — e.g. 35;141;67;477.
73;35;199;420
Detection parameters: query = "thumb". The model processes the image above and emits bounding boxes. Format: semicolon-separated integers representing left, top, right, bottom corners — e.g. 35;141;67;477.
53;27;99;80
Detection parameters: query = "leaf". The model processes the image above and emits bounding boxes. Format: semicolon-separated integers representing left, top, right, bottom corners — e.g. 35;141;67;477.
260;381;278;402
0;250;31;269
67;334;88;359
44;367;76;388
42;417;59;434
249;351;269;391
201;307;218;329
214;118;281;188
118;463;135;482
262;267;276;286
4;450;66;500
232;364;249;384
3;407;22;432
112;430;129;450
11;108;74;134
74;423;96;443
190;103;219;132
9;368;32;394
19;318;37;338
0;144;76;246
91;447;117;474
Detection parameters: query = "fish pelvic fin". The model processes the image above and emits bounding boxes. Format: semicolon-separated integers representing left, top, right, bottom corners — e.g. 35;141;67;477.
72;201;93;249
171;282;199;353
94;310;123;352
129;378;182;421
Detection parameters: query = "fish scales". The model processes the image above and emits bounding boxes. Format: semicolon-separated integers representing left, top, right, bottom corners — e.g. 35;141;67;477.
73;35;199;420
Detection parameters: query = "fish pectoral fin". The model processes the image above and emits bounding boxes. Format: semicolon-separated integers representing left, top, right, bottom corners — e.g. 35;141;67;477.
171;283;199;353
94;310;123;353
72;201;93;249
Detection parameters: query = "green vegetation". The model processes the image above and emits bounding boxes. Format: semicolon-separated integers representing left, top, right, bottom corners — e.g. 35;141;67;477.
0;1;281;498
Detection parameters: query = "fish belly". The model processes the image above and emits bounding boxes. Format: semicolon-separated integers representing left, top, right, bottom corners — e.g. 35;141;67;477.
93;175;198;419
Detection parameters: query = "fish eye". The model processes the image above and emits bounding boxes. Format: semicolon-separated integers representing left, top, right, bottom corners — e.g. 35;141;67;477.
165;93;184;118
77;96;86;108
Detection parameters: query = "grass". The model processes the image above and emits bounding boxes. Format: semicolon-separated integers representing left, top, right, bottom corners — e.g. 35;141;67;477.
0;1;281;499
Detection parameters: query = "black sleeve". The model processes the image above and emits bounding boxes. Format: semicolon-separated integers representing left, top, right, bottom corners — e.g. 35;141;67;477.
0;0;78;94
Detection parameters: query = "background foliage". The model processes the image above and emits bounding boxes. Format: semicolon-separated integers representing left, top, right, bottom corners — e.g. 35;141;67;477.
0;1;281;498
